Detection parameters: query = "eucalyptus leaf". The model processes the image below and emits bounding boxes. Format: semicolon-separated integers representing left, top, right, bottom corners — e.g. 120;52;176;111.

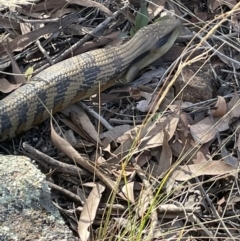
135;4;149;31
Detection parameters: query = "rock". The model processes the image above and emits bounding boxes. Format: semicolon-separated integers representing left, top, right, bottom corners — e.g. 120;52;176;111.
174;65;215;103
0;155;76;241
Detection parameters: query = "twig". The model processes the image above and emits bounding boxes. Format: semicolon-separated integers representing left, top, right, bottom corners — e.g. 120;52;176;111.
47;181;84;204
35;40;53;65
109;118;143;125
78;101;113;130
157;204;201;214
22;142;89;178
191;214;218;241
195;176;234;239
176;32;238;42
194;31;240;68
181;90;240;111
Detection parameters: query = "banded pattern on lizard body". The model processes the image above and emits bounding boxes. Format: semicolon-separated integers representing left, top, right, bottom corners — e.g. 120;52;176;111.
0;18;181;140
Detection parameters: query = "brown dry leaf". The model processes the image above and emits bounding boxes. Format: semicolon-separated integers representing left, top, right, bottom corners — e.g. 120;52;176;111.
108;109;180;163
231;15;240;32
72;113;102;145
194;7;208;21
108;137;135;164
50;121;117;191
64;129;78;146
238;132;240;152
191;92;240;144
66;24;94;36
60;116;91;142
192;150;208;163
170;137;204;163
63;129;93;149
5;42;26;85
190;116;230;144
111;168;136;180
227;90;240;119
113;217;129;229
217;46;240;69
139;91;153;103
0;18;20;31
19;10;49;20
217;196;226;206
169;115;204;163
0;78;22;93
92;92;120;104
136;152;152;167
67;0;112;16
180;112;194;126
52;8;75;19
211;96;227;117
83;182;98;188
171;160;235;181
116;125;139;144
121;182;135;203
138;108;180;150
216;47;232;67
152;130;172;177
221;146;239;168
100;125;133;143
102;141;111;155
229;195;240;206
207;0;221;10
148;0;165;18
0;23;59;54
101;125;133;150
159;87;175;112
131;68;166;87
20;22;32;35
27;0;67;12
138;187;152;217
78;183;105;241
70;104;103;146
169;139;185;158
207;0;237;11
136;90;173;113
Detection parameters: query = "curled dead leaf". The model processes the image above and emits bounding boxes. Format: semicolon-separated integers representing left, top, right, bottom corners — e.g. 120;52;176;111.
78;183;105;241
211;96;227;117
171;160;235;181
227;90;240;119
190;116;230;144
152;129;172;177
0;78;22;93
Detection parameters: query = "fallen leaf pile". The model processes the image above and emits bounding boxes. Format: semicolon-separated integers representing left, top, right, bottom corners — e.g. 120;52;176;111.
1;0;240;240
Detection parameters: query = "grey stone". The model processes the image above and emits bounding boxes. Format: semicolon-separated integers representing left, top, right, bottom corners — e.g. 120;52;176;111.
0;155;76;241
